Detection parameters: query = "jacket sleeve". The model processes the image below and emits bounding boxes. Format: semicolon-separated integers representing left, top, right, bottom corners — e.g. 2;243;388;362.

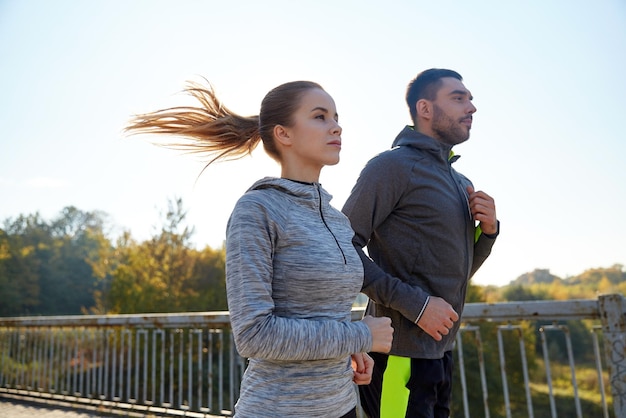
354;244;429;323
226;195;372;361
470;222;499;278
342;156;429;323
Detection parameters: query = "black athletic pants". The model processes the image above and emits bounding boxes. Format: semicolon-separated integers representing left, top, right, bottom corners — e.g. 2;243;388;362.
340;407;357;418
359;351;454;418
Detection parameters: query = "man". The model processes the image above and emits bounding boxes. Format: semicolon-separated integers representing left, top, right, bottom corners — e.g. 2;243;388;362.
343;68;499;418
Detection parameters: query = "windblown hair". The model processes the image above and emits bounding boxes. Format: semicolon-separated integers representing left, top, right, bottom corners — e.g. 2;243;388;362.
405;68;463;122
125;79;324;174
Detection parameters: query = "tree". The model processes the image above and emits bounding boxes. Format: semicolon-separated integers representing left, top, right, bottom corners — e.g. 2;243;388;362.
0;228;38;315
107;198;198;313
0;208;112;316
502;284;546;301
186;245;227;311
0;214;49;315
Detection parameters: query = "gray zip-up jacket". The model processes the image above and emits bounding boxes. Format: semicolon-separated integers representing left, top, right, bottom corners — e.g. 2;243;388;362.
342;126;497;359
226;177;372;418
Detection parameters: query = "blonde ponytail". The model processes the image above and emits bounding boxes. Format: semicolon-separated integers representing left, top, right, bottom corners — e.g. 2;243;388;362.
126;79;324;172
126;79;261;166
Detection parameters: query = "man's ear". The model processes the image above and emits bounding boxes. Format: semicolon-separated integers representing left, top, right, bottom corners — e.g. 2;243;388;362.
273;124;292;146
416;99;432;120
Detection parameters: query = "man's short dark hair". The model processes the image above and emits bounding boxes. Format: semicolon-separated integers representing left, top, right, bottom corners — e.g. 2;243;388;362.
406;69;463;122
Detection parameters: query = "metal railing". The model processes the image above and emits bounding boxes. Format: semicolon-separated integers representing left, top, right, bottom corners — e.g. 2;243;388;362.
0;312;242;417
0;294;624;417
457;293;625;418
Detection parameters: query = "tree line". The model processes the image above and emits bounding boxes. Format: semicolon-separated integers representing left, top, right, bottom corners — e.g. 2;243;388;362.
2;199;623;317
2;200;623;417
0;199;227;317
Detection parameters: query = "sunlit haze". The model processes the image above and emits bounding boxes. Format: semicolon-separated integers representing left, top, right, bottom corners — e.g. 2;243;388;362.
1;0;625;286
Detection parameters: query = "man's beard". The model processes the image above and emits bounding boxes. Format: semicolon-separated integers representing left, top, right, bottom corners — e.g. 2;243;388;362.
431;104;470;146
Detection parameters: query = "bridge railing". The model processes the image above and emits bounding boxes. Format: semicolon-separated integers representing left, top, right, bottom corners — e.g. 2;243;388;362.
0;312;241;417
457;293;625;418
0;294;624;418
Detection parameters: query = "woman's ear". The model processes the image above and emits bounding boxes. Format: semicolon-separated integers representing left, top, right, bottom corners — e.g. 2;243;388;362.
273;124;292;146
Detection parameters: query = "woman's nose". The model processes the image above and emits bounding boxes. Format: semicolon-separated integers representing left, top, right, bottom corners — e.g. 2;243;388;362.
332;121;342;135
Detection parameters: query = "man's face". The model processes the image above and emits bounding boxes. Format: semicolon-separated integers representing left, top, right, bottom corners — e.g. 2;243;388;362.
430;77;477;146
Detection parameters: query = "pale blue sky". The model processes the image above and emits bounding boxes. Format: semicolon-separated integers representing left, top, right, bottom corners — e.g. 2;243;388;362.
1;0;625;286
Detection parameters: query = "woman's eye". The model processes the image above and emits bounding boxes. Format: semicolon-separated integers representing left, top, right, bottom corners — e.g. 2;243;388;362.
315;114;325;120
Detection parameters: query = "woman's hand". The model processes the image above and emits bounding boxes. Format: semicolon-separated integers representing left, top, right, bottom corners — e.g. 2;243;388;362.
351;352;374;385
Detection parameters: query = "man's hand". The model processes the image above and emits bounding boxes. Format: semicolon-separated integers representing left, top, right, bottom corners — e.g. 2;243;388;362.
416;296;459;341
467;186;497;235
362;315;394;353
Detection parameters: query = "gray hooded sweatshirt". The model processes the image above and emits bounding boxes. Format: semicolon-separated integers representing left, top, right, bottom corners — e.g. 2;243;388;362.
226;177;371;418
343;126;497;359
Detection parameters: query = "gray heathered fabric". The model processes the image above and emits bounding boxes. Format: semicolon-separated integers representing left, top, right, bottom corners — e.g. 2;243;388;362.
343;126;497;359
225;177;371;418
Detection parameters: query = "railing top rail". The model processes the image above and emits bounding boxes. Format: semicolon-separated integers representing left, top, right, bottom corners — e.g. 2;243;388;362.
1;295;623;328
462;298;601;322
0;311;231;328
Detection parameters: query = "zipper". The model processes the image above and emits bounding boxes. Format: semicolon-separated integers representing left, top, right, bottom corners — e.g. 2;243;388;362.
448;164;473;277
315;185;347;264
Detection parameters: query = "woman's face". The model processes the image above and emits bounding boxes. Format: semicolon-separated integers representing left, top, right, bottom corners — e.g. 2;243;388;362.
282;88;342;174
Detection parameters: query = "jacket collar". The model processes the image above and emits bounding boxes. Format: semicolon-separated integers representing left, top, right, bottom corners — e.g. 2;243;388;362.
392;125;459;164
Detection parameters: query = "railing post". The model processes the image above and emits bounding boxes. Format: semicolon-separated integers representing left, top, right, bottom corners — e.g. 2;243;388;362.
598;293;626;418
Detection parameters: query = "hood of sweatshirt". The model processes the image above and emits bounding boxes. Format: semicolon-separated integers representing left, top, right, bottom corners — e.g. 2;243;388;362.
247;176;334;206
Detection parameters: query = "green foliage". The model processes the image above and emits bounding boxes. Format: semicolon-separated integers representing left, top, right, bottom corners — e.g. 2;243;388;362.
0;209;109;315
502;284;547;301
1;202;621;416
499;264;626;302
3;198;621;318
186;245;227;311
1;198;227;317
104;198;227;314
451;265;623;417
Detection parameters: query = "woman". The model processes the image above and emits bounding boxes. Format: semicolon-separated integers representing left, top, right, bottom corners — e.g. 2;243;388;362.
126;79;393;418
